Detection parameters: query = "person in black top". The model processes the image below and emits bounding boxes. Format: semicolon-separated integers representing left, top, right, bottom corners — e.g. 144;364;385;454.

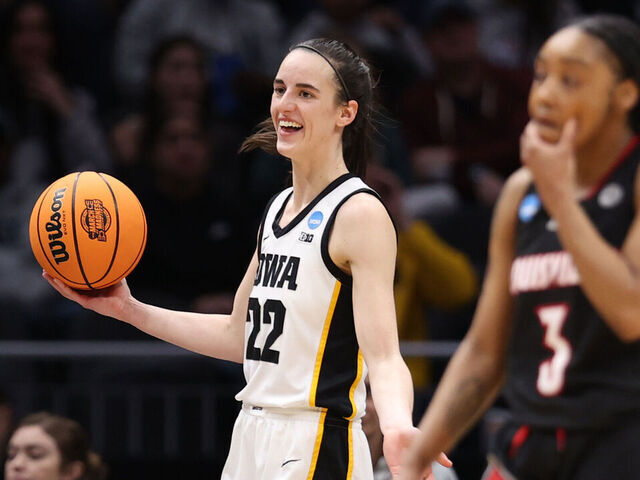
400;13;640;480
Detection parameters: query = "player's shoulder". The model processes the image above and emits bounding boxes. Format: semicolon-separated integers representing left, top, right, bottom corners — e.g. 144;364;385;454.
330;188;396;266
504;167;533;199
490;168;533;242
336;189;391;227
496;168;533;214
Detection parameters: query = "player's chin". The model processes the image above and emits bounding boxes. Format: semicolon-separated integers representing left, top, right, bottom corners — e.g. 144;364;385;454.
275;140;295;157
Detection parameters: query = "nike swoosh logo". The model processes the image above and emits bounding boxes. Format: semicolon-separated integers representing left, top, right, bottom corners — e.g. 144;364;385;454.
281;459;301;467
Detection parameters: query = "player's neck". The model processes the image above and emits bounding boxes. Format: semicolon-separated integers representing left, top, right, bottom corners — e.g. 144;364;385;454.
288;155;349;212
575;125;635;192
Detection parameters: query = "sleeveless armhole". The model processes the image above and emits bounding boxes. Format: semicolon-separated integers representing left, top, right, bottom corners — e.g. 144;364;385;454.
320;188;396;287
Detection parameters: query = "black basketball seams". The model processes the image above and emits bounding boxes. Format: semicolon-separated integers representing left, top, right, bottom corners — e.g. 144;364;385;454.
35;182;84;286
71;172;96;290
91;172;120;287
117;199;147;282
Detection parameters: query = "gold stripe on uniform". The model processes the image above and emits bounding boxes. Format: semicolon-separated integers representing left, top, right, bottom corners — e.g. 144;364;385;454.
346;350;364;421
306;409;327;479
309;281;342;407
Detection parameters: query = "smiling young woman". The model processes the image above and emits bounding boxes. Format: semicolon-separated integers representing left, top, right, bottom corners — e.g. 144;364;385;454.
400;14;640;480
42;38;450;480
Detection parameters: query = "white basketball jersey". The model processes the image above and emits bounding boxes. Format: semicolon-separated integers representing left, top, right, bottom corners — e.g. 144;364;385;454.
236;173;379;421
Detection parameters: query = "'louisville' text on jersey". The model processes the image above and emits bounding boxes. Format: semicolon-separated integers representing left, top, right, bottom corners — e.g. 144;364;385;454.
254;253;300;290
510;251;580;294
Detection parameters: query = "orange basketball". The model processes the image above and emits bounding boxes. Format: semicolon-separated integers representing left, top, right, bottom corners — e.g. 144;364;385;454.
29;171;147;290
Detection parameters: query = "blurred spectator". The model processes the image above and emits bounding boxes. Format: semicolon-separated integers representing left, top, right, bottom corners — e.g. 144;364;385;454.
399;2;530;215
0;389;13;479
4;411;107;480
110;35;215;172
43;0;126;113
112;0;285;124
0;0;111;338
288;0;428;109
0;118;53;332
125;112;253;314
472;0;581;68
366;165;477;392
0;0;112;181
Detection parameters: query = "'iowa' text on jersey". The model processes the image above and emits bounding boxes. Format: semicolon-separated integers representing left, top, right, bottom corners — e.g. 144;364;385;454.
254;253;300;290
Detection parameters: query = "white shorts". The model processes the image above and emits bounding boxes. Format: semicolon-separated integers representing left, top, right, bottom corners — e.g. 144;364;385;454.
221;404;374;479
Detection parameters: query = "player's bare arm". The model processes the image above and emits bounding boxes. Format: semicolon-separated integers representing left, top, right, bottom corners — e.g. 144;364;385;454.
522;118;640;341
399;168;530;480
329;192;412;431
44;251;258;363
329;192;437;477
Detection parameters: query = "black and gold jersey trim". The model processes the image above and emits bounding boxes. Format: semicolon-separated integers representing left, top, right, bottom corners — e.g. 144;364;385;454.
272;173;355;238
307;410;353;479
309;280;362;419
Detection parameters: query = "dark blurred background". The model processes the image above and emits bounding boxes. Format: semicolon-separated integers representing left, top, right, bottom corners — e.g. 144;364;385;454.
0;0;637;478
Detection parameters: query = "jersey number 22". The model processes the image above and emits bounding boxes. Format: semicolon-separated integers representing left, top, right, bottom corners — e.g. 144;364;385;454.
246;297;285;364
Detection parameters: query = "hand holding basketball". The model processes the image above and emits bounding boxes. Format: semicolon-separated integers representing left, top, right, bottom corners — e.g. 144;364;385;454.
42;271;134;321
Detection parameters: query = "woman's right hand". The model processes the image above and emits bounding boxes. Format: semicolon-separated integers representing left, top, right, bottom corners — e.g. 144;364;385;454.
42;271;134;322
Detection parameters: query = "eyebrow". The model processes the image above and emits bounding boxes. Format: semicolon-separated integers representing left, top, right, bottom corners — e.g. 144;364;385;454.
273;78;320;92
9;443;47;449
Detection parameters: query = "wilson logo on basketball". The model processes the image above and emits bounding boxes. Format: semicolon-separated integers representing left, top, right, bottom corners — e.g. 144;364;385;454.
80;199;111;242
47;187;69;264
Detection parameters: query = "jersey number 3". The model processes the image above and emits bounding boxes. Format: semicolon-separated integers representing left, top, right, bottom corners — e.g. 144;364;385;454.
536;303;573;397
246;297;285;364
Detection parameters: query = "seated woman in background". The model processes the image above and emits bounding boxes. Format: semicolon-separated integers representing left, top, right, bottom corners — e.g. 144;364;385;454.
4;411;107;480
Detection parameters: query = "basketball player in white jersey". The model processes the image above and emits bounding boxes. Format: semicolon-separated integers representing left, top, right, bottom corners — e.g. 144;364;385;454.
43;38;452;479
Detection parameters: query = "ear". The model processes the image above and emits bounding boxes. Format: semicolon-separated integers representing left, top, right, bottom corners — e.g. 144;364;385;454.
60;461;84;480
336;100;359;128
615;78;639;114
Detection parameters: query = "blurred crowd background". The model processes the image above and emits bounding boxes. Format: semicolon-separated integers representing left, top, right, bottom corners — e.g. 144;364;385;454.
0;0;637;478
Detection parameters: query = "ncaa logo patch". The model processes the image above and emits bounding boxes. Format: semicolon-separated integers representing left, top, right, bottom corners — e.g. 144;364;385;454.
519;193;541;222
308;211;323;229
598;183;624;209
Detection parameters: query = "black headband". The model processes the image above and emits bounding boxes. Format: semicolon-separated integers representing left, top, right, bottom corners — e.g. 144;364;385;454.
292;44;351;100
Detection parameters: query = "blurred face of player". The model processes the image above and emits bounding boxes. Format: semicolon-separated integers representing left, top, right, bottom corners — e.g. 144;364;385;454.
154;116;210;182
528;26;632;146
9;3;55;73
270;49;353;161
154;44;206;117
5;425;66;480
